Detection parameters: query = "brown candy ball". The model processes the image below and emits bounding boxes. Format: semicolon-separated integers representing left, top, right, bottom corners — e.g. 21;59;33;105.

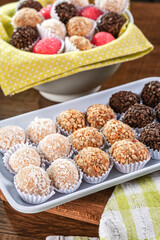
55;2;77;24
141;81;160;108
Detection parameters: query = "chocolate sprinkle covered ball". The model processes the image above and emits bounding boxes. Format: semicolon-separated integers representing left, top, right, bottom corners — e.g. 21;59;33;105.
139;123;160;151
17;0;43;11
109;91;140;113
141;81;160;108
97;12;126;38
55;2;77;24
155;103;160;122
10;26;39;51
123;104;154;128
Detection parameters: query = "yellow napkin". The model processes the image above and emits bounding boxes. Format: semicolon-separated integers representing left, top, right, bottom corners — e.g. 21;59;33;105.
0;2;153;96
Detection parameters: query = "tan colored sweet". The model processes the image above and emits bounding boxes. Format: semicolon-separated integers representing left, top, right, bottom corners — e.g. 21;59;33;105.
14;166;51;196
87;104;115;130
67;17;93;37
70;0;89;7
70;127;103;151
109;139;149;165
97;0;127;14
70;36;92;51
0;126;26;150
75;147;110;177
28;117;56;143
57;109;85;133
38;133;71;162
9;146;41;173
102;119;135;144
12;8;43;28
47;159;79;190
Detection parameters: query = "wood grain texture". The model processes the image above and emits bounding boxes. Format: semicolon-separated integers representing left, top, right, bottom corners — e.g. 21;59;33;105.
0;1;160;239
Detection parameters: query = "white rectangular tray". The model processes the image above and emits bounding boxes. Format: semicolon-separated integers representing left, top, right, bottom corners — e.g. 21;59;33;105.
0;77;160;214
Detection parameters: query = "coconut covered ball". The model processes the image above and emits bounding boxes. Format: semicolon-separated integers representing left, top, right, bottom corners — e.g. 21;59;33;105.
14;165;51;196
86;104;115;130
47;159;79;190
9;146;41;173
0;126;26;151
28;117;56;144
38;133;71;162
57;109;86;133
96;0;128;14
109;139;149;164
69;36;92;51
70;127;103;151
12;8;43;28
102;119;135;144
41;19;67;39
70;0;89;7
75;147;110;177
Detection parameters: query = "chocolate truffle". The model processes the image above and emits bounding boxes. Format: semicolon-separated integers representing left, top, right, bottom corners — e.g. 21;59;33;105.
17;0;42;11
70;127;103;151
102;119;135;144
141;81;160;108
75;147;110;177
14;165;51;196
28;117;56;144
12;8;43;28
139;123;160;151
96;0;128;14
69;36;92;51
47;159;79;190
57;109;86;134
70;0;89;7
38;133;71;162
67;16;93;37
41;19;67;39
109;91;140;113
10;26;39;51
0;126;26;151
55;2;77;24
9;146;41;173
155;103;160;122
97;12;126;38
86;104;115;130
123;104;154;128
110;139;149;164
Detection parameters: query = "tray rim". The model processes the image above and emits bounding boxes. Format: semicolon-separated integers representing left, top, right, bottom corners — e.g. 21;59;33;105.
0;76;160;214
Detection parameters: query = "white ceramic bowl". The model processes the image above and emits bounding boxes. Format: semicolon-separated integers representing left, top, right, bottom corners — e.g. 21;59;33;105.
34;10;134;102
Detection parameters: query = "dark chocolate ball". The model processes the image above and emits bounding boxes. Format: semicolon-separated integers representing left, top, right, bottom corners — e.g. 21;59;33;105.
141;81;160;108
97;12;126;38
139;123;160;151
155;103;160;122
55;2;77;24
17;0;43;11
10;26;39;52
109;91;140;113
123;103;154;129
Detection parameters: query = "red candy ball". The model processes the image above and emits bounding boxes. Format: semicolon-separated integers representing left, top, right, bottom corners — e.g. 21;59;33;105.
33;37;61;55
92;32;115;46
39;5;52;19
79;6;103;21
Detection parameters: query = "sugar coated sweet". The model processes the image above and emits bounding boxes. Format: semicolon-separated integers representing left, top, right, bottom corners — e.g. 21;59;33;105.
79;6;103;21
39;5;53;19
33;37;62;54
0;126;26;150
70;0;89;7
47;159;79;190
41;19;67;39
96;0;128;14
92;32;115;46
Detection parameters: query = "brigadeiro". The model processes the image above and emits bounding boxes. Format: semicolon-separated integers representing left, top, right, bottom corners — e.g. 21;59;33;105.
51;1;77;24
155;103;160;122
95;0;129;14
109;91;140;113
141;81;160;108
139;123;160;151
17;0;43;11
38;133;72;162
79;6;103;21
57;109;86;134
97;12;126;38
102;119;135;145
122;103;154;129
92;32;115;46
65;36;92;52
0;126;26;151
70;127;104;152
10;26;39;51
12;8;43;28
86;104;115;130
33;37;64;54
28;117;56;144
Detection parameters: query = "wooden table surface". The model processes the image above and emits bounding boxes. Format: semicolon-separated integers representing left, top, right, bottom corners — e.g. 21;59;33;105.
0;1;160;239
